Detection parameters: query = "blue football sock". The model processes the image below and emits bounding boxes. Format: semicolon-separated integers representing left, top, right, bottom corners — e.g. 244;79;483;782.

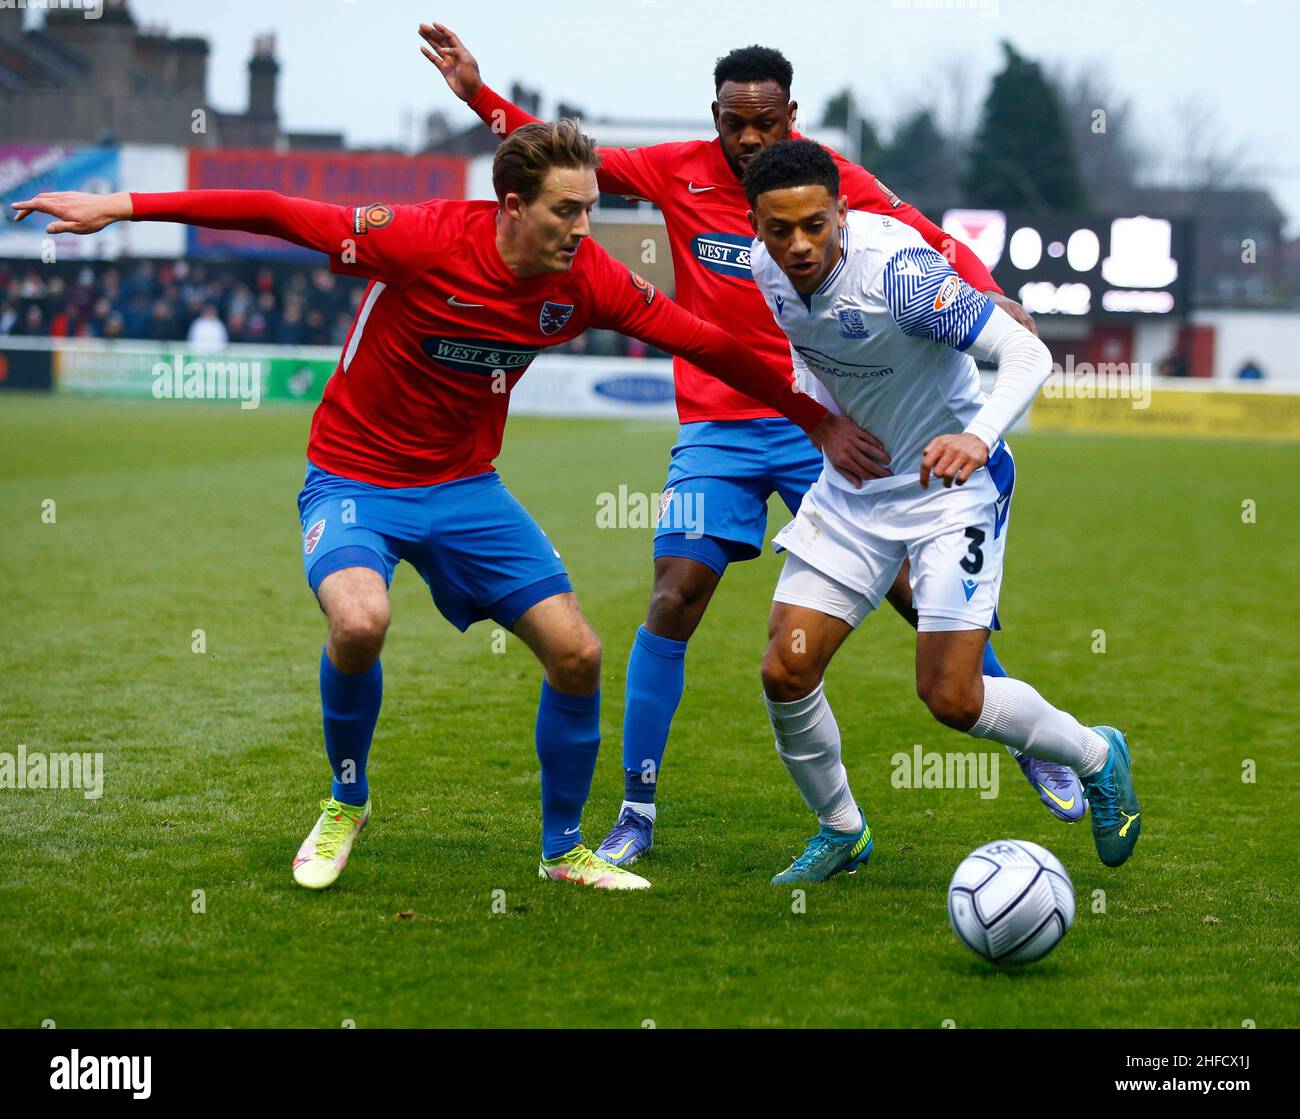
536;680;601;859
982;641;1008;678
621;625;687;806
319;647;382;806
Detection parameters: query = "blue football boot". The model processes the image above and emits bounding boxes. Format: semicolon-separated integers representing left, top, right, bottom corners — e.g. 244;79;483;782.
595;806;654;867
770;810;873;884
1015;752;1087;821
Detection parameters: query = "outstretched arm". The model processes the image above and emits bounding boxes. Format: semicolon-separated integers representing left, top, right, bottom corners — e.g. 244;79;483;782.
420;21;663;201
13;190;433;284
14;189;352;251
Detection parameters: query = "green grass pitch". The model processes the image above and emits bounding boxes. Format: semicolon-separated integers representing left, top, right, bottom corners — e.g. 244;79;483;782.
1;394;1296;1028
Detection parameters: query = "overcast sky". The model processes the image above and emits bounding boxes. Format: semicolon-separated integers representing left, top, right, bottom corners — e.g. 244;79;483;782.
118;0;1300;232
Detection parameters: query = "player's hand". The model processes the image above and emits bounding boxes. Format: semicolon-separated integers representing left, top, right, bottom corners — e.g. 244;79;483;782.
919;433;988;490
10;191;132;234
987;292;1037;335
810;414;892;489
419;21;483;102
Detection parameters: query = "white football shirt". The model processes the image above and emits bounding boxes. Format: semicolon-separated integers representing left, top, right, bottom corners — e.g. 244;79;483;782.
751;209;999;493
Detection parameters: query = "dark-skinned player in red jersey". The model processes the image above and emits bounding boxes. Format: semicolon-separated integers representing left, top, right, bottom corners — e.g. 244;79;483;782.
14;120;885;892
423;23;1087;869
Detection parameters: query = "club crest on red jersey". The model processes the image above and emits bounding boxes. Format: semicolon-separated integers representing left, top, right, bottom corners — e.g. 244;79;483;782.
628;269;656;305
539;301;575;336
352;203;394;235
304;519;326;555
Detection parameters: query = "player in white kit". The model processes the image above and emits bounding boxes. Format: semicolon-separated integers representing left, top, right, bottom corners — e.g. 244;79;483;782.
742;141;1142;881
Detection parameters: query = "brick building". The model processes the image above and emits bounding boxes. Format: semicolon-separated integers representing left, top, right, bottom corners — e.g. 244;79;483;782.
0;0;341;149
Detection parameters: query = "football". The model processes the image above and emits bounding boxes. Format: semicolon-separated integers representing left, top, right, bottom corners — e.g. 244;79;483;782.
948;839;1076;966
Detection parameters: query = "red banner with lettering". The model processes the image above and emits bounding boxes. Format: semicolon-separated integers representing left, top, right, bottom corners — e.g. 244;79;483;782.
185;148;469;257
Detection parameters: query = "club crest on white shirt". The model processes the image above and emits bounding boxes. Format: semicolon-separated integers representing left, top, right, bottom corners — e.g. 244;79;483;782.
838;308;869;339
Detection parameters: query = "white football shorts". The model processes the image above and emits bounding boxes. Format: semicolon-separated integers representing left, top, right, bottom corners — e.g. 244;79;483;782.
772;453;1014;632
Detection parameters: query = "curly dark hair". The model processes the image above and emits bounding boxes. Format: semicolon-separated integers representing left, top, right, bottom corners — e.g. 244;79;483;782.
742;139;840;207
713;45;793;98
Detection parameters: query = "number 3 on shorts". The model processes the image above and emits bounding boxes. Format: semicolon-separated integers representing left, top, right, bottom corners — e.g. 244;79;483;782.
960;527;985;574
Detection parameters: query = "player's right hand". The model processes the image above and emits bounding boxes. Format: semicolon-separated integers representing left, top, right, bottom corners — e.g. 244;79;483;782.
810;414;892;489
10;191;132;234
419;22;483;103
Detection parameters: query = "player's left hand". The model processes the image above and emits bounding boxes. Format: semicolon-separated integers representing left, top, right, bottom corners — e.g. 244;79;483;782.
987;292;1037;335
919;433;988;490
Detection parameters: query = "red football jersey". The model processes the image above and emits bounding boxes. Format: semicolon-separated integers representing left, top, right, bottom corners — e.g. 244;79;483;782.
469;86;1001;424
129;191;825;487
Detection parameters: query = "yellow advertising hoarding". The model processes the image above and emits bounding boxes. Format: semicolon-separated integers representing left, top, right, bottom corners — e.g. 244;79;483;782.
1031;387;1300;440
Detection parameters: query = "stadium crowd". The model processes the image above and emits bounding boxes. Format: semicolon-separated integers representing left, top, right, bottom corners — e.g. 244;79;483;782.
0;259;666;357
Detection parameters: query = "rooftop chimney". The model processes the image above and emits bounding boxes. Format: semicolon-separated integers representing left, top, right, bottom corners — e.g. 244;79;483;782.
247;32;278;120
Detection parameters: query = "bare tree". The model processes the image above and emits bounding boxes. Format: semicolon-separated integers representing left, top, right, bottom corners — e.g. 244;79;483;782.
1052;63;1147;204
930;58;982;156
1156;95;1260;189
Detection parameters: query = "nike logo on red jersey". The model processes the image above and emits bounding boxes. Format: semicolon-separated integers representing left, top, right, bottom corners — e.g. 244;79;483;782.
686;181;716;193
447;295;484;308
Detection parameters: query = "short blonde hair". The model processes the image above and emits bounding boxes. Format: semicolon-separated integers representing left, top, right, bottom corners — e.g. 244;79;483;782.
492;119;600;206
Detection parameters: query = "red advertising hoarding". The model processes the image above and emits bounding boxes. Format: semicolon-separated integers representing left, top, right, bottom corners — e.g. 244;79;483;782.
186;148;469;257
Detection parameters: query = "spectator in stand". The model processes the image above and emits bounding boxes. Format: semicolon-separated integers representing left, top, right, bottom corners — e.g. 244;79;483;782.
187;303;229;352
124;261;156;302
254;290;279;336
329;310;354;348
148;298;177;342
123;292;152;337
227;310;249;343
87;296;113;338
274;301;307;345
1158;353;1188;378
304;307;329;345
228;281;254;321
19;304;46;335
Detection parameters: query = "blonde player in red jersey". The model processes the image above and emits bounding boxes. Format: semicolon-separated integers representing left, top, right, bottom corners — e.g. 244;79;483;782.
14;121;884;892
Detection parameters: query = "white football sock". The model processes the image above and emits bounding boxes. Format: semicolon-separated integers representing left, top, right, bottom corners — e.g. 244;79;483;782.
969;676;1110;777
621;800;656;823
765;682;861;833
820;785;862;834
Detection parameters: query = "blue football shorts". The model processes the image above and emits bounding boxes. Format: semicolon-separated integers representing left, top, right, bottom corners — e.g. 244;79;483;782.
297;463;571;632
653;417;824;575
